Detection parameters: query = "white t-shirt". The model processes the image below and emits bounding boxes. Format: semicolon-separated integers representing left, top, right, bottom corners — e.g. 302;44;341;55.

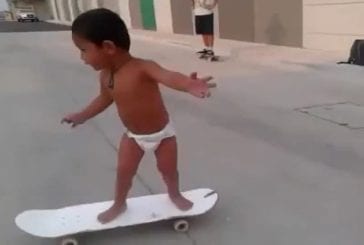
194;0;216;16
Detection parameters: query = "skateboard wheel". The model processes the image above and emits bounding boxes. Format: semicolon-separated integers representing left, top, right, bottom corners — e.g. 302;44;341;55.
173;219;189;232
61;238;78;245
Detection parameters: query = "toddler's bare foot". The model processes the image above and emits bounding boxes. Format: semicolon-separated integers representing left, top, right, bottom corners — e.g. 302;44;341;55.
97;204;127;224
170;195;193;211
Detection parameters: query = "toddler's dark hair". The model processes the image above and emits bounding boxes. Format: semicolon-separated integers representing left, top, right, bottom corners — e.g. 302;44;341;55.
72;8;130;51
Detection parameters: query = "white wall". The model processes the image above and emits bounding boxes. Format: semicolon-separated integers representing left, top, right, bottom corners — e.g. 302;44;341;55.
153;0;173;33
118;0;131;28
98;0;119;14
303;0;364;51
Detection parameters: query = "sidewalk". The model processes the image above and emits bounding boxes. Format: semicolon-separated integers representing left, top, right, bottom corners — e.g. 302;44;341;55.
47;20;348;67
129;29;350;68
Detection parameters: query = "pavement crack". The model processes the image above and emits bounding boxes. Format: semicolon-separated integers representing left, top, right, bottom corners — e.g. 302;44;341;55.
88;120;155;195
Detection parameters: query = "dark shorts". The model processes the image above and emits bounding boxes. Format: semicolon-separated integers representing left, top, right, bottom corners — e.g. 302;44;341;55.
195;14;214;35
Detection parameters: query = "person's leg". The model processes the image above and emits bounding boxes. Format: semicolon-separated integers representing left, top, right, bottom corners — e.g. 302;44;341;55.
203;34;209;47
206;14;215;55
155;136;193;210
208;35;214;49
195;14;208;53
196;35;209;54
98;134;144;224
197;35;209;54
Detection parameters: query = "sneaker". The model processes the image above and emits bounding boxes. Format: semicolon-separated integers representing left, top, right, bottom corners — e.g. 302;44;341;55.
196;49;208;54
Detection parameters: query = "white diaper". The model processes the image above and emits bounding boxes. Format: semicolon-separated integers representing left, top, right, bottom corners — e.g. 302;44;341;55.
126;122;176;151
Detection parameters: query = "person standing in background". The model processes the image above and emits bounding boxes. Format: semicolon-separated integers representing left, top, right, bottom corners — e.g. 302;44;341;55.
191;0;218;59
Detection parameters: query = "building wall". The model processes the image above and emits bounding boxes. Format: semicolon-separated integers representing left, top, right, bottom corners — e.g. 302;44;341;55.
4;11;13;21
54;0;64;20
98;0;120;14
46;0;364;51
117;0;131;27
8;0;33;18
33;0;52;20
303;0;364;51
139;0;156;30
219;0;255;42
170;0;193;35
255;0;302;47
153;0;173;33
129;0;143;29
64;0;71;21
9;0;52;20
81;0;93;11
71;0;81;18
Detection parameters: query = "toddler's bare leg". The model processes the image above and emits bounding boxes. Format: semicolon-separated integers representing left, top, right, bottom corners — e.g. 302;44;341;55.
98;134;144;224
155;137;193;210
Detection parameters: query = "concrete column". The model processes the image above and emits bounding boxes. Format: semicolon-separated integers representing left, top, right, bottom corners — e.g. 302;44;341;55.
118;0;131;27
68;0;75;21
90;0;98;9
153;0;173;33
49;0;58;20
214;4;220;38
77;0;85;13
129;0;143;29
56;0;66;21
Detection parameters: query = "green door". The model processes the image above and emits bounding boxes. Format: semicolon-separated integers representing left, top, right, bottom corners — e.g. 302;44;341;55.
140;0;156;30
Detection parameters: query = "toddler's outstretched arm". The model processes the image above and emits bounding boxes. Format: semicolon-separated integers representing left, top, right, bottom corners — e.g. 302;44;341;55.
62;72;113;127
144;61;216;98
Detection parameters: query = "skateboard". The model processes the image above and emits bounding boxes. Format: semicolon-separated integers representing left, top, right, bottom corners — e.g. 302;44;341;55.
196;50;220;62
15;188;218;245
199;53;220;62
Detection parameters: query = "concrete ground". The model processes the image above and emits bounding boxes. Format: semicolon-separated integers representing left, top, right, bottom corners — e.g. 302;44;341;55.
0;21;69;32
1;23;364;245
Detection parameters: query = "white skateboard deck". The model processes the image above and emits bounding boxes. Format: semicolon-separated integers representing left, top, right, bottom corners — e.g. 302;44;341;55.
15;188;218;238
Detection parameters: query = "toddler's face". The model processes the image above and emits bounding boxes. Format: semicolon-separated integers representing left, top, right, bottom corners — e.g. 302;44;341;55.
72;34;109;71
